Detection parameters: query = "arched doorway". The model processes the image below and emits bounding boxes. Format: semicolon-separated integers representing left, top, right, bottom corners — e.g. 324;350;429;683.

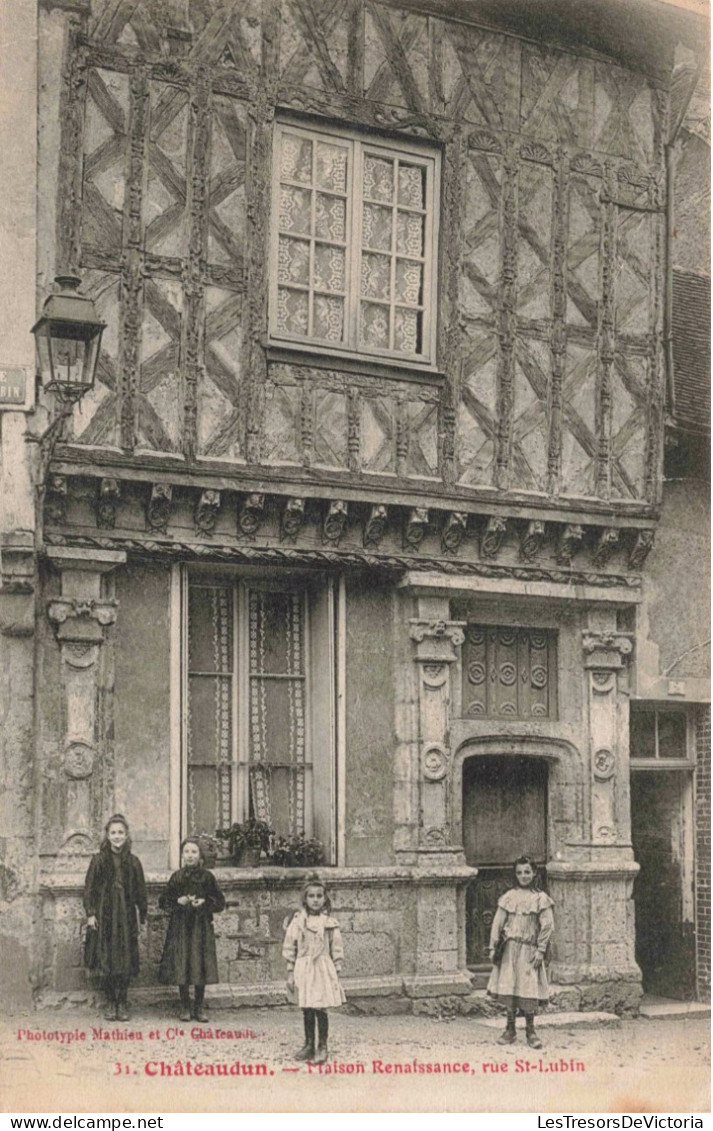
462;754;548;969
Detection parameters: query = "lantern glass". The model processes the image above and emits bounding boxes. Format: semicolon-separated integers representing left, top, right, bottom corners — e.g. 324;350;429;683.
32;275;105;402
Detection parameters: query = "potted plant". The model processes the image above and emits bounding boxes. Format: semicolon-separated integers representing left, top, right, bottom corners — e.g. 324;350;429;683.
270;834;325;868
216;818;273;866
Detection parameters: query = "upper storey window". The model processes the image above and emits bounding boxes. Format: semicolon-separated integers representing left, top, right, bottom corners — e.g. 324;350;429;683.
270;122;440;367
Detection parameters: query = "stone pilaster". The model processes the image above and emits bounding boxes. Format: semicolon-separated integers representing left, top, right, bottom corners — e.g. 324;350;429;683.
46;548;125;866
582;615;634;845
409;597;466;854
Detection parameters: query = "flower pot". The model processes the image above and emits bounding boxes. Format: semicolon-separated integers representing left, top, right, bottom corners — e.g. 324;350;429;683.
234;846;261;867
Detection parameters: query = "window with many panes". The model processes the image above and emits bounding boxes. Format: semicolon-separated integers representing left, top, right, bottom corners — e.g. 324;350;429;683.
183;571;336;856
270;121;440;366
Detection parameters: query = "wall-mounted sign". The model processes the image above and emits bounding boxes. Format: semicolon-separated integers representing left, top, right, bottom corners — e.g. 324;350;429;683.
0;365;28;406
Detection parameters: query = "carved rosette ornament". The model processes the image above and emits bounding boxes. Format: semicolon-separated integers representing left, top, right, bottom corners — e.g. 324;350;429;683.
441;512;467;555
238;493;265;537
480;516;508;560
403;507;428;551
323;501;348;545
96;479;120;530
364;505;388;549
146;483;173;533
195;489;220;537
281;497;306;541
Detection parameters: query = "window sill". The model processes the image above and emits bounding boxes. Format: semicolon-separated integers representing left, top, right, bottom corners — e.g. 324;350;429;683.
266;344;445;385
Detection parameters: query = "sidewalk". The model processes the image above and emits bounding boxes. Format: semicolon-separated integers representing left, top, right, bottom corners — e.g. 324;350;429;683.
1;1004;709;1114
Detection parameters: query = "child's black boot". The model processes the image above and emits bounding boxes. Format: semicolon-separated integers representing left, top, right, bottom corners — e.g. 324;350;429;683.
294;1043;315;1061
525;1015;543;1049
314;1043;329;1064
178;985;191;1023
496;1014;516;1045
193;985;209;1023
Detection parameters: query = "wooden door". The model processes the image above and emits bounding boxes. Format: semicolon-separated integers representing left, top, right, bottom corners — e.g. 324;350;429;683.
631;771;695;999
463;755;548;967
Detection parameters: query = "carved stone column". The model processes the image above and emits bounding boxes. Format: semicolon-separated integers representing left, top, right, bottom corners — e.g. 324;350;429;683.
46;548;126;865
582;616;634;845
409;597;466;852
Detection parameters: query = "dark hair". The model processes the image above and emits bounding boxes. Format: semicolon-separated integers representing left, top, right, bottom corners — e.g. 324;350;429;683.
301;872;331;913
181;837;205;865
100;813;131;852
512;855;541;890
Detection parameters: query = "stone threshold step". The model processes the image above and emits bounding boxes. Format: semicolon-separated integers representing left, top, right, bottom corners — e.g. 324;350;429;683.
639;998;710;1020
475;1011;620;1030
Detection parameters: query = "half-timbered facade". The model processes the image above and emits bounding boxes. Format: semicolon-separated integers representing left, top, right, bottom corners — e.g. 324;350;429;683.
0;0;708;1012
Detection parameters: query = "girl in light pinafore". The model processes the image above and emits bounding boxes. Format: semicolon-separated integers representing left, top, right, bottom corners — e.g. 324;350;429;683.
487;855;554;1049
282;874;345;1063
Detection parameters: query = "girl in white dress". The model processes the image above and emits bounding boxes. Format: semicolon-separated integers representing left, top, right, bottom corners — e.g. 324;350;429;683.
487;855;554;1049
283;874;345;1063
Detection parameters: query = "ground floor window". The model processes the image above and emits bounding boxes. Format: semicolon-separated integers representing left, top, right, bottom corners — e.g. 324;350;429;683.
177;568;337;860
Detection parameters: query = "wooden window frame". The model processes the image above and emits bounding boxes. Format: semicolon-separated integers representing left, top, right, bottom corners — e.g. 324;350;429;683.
629;702;694;768
170;566;338;867
269;119;440;370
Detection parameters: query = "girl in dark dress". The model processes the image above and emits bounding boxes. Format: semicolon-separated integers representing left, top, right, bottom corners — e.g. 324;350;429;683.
83;814;148;1022
158;838;226;1022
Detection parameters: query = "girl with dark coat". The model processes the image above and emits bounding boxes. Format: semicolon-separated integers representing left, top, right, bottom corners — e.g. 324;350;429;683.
83;814;148;1022
158;838;226;1022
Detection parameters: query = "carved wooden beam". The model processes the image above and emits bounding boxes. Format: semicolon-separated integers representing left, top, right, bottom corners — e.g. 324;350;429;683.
194;489;220;538
323;500;348;545
364;505;388;549
403;507;429;551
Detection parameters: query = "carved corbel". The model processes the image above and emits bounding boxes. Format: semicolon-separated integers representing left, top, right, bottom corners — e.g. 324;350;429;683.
555;523;583;565
96;479;120;529
281;497;306;542
238;493;265;536
323;500;348;545
592;527;619;567
146;483;172;533
520;520;546;562
409;618;466;664
48;596;119;645
629;529;655;570
195;489;220;537
46;475;68;526
403;507;428;551
364;505;388;549
480;515;508;559
441;512;467;554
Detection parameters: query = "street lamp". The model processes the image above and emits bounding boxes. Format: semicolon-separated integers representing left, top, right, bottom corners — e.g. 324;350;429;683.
32;274;105;403
30;273;105;487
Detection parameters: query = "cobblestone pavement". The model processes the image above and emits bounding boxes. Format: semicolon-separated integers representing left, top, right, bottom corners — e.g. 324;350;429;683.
1;1005;709;1114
